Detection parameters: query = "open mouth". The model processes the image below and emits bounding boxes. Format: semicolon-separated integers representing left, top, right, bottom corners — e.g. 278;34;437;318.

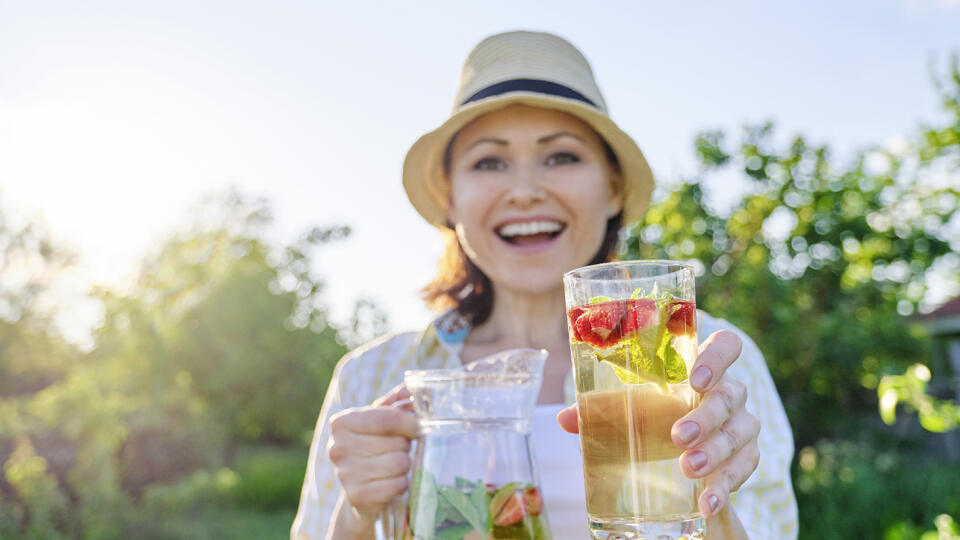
495;220;566;246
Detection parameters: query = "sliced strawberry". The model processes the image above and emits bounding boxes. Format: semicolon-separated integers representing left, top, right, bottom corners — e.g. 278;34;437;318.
567;306;587;340
573;315;600;347
568;301;627;348
620;298;659;336
585;301;625;339
492;492;526;527
596;326;623;348
666;301;697;337
575;315;622;349
523;486;543;516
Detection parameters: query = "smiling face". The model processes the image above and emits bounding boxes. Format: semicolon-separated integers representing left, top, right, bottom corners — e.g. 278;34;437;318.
446;104;622;297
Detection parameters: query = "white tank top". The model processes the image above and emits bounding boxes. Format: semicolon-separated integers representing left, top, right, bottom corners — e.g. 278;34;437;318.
530;404;590;539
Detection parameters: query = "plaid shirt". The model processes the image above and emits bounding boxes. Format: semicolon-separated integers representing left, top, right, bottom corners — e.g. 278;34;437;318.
291;310;798;539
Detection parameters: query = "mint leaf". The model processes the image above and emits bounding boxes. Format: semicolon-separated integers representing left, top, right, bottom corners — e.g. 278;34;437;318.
601;360;642;384
439;485;486;534
411;469;437;535
590;295;613;304
470;483;489;532
630;286;645;299
657;335;689;383
435;523;474;539
454;477;476;490
434;494;460;527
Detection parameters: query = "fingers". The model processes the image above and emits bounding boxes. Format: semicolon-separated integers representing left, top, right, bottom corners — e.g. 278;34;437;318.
372;384;412;407
336;451;412;485
691;330;742;392
327;404;417;521
330;406;419;439
556;405;579;434
336;452;411;516
697;441;760;518
328;430;411;462
677;408;760;479
671;375;747;448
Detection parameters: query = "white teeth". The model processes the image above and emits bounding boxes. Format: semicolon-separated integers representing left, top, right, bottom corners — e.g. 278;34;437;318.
497;220;564;237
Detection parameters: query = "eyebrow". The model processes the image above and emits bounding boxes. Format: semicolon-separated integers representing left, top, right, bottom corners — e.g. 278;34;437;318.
464;137;508;153
537;132;585;144
464;132;584;153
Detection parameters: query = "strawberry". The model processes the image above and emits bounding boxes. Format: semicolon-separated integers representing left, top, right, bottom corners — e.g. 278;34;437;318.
620;298;659;336
666;301;696;337
573;315;600;347
586;301;625;340
492;492;526;527
523;486;543;516
567;306;587;340
569;301;626;348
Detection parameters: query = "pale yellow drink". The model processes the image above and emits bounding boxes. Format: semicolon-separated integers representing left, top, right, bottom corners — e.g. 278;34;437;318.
564;261;704;540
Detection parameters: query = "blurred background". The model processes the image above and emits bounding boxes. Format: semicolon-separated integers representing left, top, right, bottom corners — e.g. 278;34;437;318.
1;1;959;538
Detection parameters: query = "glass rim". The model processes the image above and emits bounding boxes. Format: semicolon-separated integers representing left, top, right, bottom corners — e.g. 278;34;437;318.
404;348;548;386
563;259;695;282
403;369;539;385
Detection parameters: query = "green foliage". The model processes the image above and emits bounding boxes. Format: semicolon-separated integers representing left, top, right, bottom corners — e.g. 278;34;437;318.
879;364;960;432
621;58;960;445
127;507;296;540
3;437;72;539
230;446;309;512
795;440;960;539
0;201;75;398
0;191;352;537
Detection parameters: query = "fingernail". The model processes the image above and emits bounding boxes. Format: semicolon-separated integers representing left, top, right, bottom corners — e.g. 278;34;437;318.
691;366;711;389
687;450;707;472
677;422;700;445
708;494;720;513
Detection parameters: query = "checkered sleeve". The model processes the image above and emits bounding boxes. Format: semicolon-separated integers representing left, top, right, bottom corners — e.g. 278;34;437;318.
709;316;799;539
290;332;420;539
290;353;353;540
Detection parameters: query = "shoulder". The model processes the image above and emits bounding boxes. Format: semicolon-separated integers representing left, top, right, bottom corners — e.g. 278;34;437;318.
329;331;421;404
335;331;420;377
696;310;768;385
697;311;763;357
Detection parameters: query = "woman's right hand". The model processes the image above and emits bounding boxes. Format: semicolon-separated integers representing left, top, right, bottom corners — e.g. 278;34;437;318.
328;385;419;528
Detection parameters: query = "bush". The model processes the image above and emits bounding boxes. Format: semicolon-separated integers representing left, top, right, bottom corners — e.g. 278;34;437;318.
139;468;239;516
796;439;960;539
230;446;308;512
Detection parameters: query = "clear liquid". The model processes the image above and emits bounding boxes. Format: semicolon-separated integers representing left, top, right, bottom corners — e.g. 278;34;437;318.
572;339;704;537
403;419;551;540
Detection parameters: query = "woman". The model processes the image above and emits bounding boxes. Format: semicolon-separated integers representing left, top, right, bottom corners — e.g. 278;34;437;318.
292;31;797;539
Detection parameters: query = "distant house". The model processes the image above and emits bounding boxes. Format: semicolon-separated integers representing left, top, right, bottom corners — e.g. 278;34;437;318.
918;296;960;457
920;296;960;381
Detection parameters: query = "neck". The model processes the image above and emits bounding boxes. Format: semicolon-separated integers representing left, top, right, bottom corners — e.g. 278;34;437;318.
468;284;568;348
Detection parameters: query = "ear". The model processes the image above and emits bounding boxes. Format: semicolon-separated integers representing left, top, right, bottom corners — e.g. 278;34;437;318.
445;194;457;228
606;171;624;218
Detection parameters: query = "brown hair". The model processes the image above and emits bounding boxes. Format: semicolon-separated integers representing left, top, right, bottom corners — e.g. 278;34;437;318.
421;137;624;326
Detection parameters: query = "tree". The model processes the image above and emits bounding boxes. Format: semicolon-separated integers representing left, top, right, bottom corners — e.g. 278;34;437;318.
1;190;356;536
621;58;960;445
90;191;351;444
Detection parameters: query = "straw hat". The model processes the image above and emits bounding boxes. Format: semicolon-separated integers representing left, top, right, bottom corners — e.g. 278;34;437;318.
402;30;654;228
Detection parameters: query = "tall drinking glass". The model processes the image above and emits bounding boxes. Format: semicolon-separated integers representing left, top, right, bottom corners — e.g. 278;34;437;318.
563;261;704;540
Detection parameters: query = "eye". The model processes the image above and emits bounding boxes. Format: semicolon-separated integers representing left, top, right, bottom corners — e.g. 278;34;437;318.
545;151;580;166
473;157;507;171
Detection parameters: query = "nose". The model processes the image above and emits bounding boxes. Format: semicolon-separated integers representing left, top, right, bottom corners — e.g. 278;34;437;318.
505;164;547;207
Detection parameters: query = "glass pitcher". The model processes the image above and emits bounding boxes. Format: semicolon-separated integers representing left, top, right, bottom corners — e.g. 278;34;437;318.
387;348;552;540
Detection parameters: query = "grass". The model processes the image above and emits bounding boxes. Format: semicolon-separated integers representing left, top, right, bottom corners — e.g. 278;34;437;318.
128;507;296;540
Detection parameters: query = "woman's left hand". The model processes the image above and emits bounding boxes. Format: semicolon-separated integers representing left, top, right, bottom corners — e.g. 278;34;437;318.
557;329;760;519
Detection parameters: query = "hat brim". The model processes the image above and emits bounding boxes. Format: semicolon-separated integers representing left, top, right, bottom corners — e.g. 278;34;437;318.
402;92;654;229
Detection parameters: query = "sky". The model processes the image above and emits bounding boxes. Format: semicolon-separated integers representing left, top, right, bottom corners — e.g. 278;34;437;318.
1;0;958;345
